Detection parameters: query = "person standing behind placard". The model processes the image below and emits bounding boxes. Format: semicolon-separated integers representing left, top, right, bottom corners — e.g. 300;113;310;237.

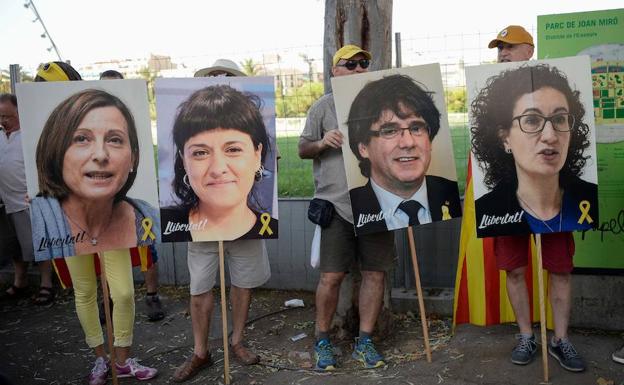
299;45;395;370
172;59;272;383
35;61;158;384
482;26;585;372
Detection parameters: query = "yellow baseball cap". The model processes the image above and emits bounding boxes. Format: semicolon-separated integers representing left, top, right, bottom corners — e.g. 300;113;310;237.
332;45;372;66
36;62;70;82
488;25;534;48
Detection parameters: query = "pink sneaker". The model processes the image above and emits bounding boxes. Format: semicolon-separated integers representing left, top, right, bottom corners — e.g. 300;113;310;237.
88;356;109;385
114;358;158;381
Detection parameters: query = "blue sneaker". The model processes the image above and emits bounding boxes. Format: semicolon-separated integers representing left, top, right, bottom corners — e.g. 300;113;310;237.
352;337;385;368
314;339;336;370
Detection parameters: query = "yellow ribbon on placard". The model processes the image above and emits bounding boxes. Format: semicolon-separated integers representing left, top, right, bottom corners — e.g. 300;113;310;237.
141;218;156;241
259;213;273;236
441;203;452;220
577;200;593;225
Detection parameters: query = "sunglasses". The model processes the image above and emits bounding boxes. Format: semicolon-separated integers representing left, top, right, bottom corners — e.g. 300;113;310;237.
336;59;370;70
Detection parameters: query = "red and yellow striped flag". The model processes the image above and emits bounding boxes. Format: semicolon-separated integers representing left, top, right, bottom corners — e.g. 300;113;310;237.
52;246;153;289
453;156;553;329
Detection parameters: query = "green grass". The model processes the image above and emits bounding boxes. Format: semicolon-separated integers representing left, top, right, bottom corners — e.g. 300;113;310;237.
276;125;471;198
277;136;315;197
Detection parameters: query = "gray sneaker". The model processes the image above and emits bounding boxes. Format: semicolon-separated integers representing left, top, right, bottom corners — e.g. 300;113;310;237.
612;345;624;364
511;334;538;365
548;338;585;372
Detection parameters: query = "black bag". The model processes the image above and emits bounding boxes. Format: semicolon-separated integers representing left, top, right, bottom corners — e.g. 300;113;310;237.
307;198;335;228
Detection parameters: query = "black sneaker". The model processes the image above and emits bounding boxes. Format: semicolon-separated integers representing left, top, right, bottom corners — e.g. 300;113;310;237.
548;338;586;372
511;334;538;365
145;294;165;322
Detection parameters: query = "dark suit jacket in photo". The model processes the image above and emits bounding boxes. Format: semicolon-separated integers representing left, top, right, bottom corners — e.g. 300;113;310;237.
474;176;598;238
349;175;462;235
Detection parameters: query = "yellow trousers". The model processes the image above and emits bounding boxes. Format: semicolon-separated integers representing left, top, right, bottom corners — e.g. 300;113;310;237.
65;249;135;348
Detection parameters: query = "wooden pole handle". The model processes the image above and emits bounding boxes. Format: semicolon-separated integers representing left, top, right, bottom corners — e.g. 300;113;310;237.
218;241;231;385
407;226;432;362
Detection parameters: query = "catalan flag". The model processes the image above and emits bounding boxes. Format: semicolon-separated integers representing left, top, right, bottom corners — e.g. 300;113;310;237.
453;156;553;329
52;246;153;289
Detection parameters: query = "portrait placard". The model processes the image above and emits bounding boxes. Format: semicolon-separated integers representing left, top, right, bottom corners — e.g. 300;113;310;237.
16;80;160;260
155;77;278;242
467;56;599;238
332;64;461;236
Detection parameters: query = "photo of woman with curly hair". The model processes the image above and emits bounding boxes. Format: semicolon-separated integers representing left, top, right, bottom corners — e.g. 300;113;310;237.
468;59;599;238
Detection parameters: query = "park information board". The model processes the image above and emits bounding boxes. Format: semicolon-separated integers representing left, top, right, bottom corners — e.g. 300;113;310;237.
538;8;624;271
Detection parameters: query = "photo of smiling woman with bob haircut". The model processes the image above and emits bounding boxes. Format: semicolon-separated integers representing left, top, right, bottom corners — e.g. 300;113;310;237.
160;82;278;242
469;59;599;238
28;88;160;259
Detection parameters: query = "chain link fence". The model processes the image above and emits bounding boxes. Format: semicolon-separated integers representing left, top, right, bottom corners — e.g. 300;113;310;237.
2;26;538;198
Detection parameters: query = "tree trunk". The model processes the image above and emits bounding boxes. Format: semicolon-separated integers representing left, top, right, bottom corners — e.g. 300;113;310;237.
322;0;394;340
323;0;393;93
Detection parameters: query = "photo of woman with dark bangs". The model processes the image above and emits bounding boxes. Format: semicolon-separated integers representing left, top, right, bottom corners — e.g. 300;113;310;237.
160;84;278;242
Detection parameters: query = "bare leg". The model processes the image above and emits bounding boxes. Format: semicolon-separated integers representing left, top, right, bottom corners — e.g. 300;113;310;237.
38;260;53;288
191;291;215;358
230;286;251;346
315;272;346;333
11;259;27;289
549;272;571;340
93;344;107;359
115;346;130;364
143;263;158;294
358;271;385;333
505;266;533;335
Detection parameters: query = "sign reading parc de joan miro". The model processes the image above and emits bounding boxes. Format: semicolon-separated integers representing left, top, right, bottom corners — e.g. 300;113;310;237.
16;80;161;260
539;8;624;270
467;56;599;238
155;77;278;242
332;64;462;236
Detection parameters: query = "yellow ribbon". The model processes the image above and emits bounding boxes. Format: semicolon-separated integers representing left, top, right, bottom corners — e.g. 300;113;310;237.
577;200;593;224
141;218;157;241
259;213;273;236
441;203;451;220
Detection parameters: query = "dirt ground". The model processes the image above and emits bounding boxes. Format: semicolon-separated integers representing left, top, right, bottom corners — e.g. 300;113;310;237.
1;285;622;385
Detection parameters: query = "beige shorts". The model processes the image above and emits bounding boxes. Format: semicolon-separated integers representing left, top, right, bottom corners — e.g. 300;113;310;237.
187;239;271;295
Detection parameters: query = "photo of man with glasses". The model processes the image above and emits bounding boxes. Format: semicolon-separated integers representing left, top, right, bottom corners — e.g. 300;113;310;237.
344;72;462;235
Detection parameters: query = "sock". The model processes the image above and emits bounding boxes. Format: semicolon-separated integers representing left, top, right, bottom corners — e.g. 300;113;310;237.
359;330;371;340
146;292;158;297
317;331;330;343
519;332;534;339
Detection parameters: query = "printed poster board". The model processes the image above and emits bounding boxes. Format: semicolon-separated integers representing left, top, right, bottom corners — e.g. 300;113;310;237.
332;64;461;236
466;56;599;238
16;80;160;260
155;77;278;242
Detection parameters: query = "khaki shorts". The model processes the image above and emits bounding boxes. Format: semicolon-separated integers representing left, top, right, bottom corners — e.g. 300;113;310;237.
187;239;271;295
320;214;396;273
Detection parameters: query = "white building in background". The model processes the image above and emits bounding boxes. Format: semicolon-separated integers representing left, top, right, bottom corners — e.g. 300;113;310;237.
77;54;179;79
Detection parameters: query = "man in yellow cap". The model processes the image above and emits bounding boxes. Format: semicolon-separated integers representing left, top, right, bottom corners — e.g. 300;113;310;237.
299;45;395;370
487;26;585;373
488;25;534;63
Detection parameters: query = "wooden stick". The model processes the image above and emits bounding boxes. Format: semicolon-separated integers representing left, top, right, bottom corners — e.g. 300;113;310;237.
99;252;119;385
218;241;230;384
406;226;432;362
535;234;549;382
